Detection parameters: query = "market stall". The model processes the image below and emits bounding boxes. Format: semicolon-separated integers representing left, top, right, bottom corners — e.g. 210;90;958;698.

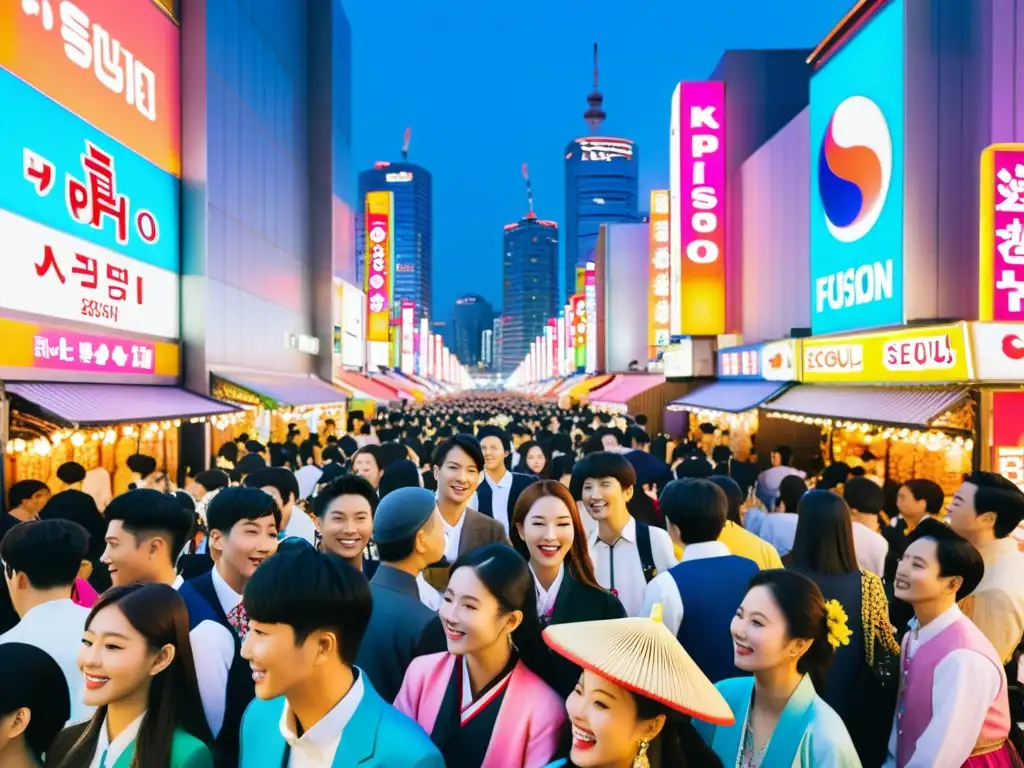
588;374;684;434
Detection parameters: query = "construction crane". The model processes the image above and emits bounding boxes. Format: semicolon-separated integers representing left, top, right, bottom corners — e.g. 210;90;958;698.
401;127;411;160
522;163;536;219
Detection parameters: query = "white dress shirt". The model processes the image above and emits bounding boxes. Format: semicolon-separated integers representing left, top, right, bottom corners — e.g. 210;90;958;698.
883;605;1005;768
483;470;514;535
89;712;144;768
280;672;365;767
852;521;889;578
759;513;799;557
587;517;678;617
282;508;318;546
531;563;565;618
642;541;731;636
967;537;1024;664
443;510;467;563
0;598;93;723
417;576;442;610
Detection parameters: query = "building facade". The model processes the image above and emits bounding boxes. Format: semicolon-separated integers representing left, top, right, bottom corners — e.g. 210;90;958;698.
450;294;494;367
563;137;639;300
181;0;354;387
355;162;433;319
502;215;559;373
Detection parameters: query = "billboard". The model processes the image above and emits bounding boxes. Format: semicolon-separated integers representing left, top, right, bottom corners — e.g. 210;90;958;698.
718;343;762;380
0;0;181;176
334;279;365;370
364;191;393;342
671;81;726;336
0;69;178;272
400;300;415;372
585;263;597;373
649;190;671;356
571;293;586;371
809;0;905;334
979;144;1024;322
992;392;1024;494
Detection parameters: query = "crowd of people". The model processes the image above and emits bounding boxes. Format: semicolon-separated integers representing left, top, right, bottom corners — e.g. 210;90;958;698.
0;394;1023;768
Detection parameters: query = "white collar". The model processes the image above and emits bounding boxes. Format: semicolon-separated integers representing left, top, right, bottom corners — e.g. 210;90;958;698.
211;563;243;616
589;515;636;546
487;470;512;489
96;712;145;767
681;541;731;562
908;603;963;645
20;597;78;623
530;563;565;616
279;672;364;752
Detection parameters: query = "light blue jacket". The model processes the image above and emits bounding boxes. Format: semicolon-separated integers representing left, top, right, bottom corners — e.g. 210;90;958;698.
238;672;444;768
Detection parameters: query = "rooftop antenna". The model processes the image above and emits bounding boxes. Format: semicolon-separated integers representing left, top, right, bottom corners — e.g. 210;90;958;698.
401;127;411;160
522;163;536;219
584;43;606;133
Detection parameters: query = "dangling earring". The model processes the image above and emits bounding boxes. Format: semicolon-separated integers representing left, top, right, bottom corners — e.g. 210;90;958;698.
632;739;650;768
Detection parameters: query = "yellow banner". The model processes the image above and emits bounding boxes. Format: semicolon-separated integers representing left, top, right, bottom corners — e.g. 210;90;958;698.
364;191;393;343
801;322;971;383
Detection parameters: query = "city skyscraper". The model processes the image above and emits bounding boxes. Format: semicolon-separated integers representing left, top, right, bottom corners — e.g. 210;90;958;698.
356;149;433;318
450;294;495;367
502;214;558;374
563;44;639;300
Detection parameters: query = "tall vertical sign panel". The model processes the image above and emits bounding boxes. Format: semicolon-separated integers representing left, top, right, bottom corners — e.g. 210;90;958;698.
810;0;905;334
400;300;415;372
417;317;429;376
364;191;393;342
0;0;181;356
571;293;586;371
585;263;597;373
980;144;1024;321
649;190;671;356
672;81;726;336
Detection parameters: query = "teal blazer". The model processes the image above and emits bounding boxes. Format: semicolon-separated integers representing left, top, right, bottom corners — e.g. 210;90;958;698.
47;725;212;768
239;672;444;768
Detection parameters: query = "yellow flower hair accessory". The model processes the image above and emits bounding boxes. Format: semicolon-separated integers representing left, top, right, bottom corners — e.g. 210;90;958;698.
824;599;853;649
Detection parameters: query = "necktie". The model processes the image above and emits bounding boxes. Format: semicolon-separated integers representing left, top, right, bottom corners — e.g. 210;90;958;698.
227;602;250;642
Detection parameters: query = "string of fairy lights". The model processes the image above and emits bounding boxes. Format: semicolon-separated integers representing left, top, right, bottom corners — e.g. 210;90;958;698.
762;411;974;453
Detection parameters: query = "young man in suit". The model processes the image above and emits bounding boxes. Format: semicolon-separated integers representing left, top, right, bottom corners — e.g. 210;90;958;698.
474;425;537;535
423;435;508;591
239;547;444;767
355;486;447;703
178;486;280;768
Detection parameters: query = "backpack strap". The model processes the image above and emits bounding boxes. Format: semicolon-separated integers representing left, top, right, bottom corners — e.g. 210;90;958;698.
634;521;659;584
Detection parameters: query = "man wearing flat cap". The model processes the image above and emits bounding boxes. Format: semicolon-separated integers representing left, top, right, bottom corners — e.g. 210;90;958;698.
355;487;448;703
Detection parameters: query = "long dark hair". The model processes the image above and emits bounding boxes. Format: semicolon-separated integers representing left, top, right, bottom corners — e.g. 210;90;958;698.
449;544;550;680
517;440;551;478
510;480;599;588
789;491;858;575
746;570;835;694
54;584;211;768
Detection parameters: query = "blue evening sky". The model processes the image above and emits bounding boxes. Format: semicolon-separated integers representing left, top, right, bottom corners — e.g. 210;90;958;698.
347;0;855;323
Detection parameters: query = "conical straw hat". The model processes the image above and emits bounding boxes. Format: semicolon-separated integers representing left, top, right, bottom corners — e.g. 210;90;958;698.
543;604;735;726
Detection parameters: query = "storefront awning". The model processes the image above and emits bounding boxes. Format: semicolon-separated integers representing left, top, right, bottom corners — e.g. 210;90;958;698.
668;381;791;413
371;373;418;401
590;374;665;405
763;385;970;429
335;371;402;404
553;373;589;396
567;374;615;399
6;382;240;427
212;370;350;409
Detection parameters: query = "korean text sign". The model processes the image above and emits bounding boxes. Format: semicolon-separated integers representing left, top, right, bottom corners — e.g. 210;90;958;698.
991;392;1024;494
671;81;726;336
802;323;971;384
0;69;177;272
979;145;1024;321
648;190;671;355
0;209;179;339
32;327;155;374
809;0;905;334
571;293;586;371
364;191;393;343
0;0;181;176
718;344;763;380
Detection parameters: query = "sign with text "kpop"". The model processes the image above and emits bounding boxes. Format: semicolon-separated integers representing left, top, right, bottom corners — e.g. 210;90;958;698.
364;191;393;343
979;145;1024;321
670;81;726;336
0;209;178;339
1;0;181;176
648;190;671;356
802;323;971;383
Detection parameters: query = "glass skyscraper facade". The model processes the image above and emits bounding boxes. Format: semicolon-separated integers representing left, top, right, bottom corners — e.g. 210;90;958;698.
502;216;559;373
356;162;433;319
450;294;495;367
563;137;639;299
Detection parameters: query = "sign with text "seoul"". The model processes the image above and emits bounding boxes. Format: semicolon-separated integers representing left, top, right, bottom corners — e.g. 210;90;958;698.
802;323;971;383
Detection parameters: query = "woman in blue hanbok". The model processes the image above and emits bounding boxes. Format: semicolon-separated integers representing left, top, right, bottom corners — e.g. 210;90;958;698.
696;569;863;767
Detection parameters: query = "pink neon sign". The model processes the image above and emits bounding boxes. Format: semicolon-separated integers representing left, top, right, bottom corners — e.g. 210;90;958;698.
32;327;156;373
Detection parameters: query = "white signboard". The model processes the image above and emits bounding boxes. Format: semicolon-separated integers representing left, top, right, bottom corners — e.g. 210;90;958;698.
972;322;1024;381
760;339;798;381
0;210;178;339
663;338;694;378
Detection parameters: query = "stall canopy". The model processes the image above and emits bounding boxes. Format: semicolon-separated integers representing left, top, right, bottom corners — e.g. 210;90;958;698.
212;370;350;409
371;372;418;401
668;381;790;413
566;374;615;399
6;382;239;427
763;385;970;429
589;374;665;405
553;373;589;397
335;371;399;404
